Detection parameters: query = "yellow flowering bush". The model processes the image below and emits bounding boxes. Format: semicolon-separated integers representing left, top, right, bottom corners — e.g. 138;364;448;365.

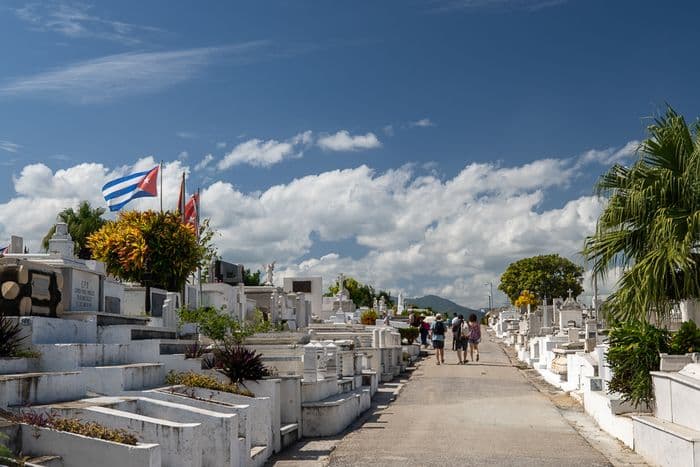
88;210;204;291
514;290;539;308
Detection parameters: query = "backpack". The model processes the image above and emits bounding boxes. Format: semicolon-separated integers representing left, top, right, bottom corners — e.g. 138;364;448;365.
433;321;445;335
451;321;461;333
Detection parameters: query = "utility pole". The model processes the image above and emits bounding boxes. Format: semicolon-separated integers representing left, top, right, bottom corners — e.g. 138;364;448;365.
484;281;493;312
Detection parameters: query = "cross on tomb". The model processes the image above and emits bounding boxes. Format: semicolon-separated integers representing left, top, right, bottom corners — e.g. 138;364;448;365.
567;289;573;300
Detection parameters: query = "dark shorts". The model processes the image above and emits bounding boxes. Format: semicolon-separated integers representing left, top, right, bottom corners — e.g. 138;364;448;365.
432;340;445;349
456;339;469;350
468;338;481;345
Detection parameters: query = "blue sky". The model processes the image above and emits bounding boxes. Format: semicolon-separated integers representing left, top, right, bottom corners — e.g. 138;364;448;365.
1;0;698;307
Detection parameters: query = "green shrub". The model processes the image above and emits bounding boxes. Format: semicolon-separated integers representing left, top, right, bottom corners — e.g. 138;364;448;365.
607;320;669;408
669;320;700;354
165;370;254;397
360;309;378;325
178;307;275;343
178;306;239;341
0;433;13;461
398;327;419;344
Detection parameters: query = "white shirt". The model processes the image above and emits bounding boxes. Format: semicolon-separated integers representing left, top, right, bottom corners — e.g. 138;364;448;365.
451;317;460;327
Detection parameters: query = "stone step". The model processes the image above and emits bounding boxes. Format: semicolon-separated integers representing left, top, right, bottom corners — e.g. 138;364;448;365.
632;414;700;467
66;311;150;327
0;372;86;408
0;356;37;375
141;389;253;466
81;363;165;394
280;423;299;449
158;339;201;355
250;445;268;466
24;455;63;467
131;326;177;341
97;325;177;344
129;397;239;467
157;354;203;373
301;388;371;437
32;342;160;372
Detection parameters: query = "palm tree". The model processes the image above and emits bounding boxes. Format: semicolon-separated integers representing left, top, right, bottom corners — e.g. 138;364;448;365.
583;106;700;322
42;201;107;259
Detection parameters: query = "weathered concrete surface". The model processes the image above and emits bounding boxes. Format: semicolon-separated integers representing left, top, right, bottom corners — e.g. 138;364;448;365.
328;331;614;467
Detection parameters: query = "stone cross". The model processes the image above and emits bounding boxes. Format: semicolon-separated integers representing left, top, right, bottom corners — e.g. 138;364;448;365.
567;289;573;300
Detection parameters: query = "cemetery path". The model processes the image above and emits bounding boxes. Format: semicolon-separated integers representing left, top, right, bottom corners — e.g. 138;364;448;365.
327;330;618;467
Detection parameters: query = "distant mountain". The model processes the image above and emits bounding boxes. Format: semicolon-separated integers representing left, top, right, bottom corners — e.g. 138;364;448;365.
404;294;483;319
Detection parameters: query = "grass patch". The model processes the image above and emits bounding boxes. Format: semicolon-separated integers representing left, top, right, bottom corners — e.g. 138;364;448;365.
165;371;254;397
11;410;138;445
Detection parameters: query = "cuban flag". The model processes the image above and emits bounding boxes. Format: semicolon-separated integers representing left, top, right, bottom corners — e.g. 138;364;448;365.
0;245;8;255
102;166;159;212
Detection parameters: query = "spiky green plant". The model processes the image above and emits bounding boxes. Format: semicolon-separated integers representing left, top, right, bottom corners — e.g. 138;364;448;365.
584;106;700;322
213;339;269;385
0;315;25;357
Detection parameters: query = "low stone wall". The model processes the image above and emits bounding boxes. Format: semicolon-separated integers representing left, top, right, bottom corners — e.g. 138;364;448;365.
19;424;161;467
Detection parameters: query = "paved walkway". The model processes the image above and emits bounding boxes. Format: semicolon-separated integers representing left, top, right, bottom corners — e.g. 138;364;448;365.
268;329;644;467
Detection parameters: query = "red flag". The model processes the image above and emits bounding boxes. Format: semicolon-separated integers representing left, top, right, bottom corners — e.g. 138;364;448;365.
136;165;159;197
176;172;186;220
184;192;199;232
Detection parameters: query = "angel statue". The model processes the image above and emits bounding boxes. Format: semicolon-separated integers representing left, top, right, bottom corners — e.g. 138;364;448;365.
263;261;276;286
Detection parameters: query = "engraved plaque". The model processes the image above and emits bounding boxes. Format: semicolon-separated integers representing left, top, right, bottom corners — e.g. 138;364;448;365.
31;274;51;301
293;281;312;293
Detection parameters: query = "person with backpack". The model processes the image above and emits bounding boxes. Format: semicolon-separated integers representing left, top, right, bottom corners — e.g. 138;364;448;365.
430;314;446;364
466;313;482;362
453;315;467;364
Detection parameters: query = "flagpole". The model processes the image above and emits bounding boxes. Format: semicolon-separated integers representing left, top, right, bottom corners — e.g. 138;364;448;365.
197;187;203;300
159;160;163;213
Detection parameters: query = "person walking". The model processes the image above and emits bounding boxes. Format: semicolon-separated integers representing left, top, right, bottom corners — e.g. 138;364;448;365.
419;318;430;347
451;314;462;351
430;314;446;365
466;313;481;362
454;315;468;364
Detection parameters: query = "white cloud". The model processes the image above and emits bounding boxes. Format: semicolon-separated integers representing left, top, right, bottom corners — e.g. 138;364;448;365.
383;125;394;137
177;151;189;161
195;154;214;171
216;142;227;149
0;140;21;153
576;140;639;167
13;1;164;45
176;132;197;139
0;42;268;103
218;131;312;169
409;118;435;127
317;130;381;152
0;141;632;307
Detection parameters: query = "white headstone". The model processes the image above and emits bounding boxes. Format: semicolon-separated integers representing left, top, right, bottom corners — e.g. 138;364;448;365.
9;235;23;254
48;223;75;258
